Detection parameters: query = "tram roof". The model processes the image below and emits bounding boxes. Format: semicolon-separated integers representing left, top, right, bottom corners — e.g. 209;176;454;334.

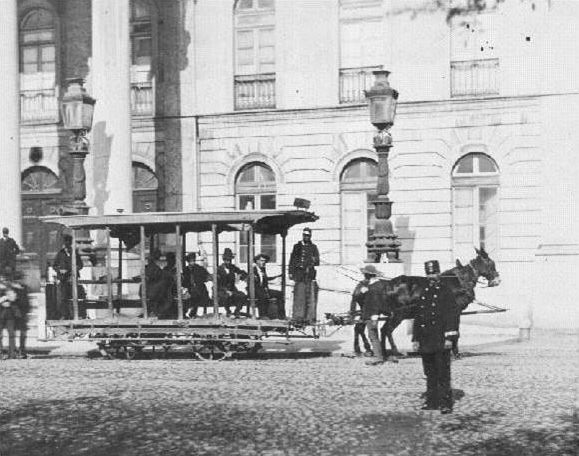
40;210;319;236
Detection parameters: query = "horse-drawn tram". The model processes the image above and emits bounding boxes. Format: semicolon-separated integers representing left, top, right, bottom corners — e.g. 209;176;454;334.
40;209;321;360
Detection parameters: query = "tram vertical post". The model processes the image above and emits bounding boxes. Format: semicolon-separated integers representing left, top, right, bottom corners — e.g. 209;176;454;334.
211;223;219;316
140;225;147;319
117;237;123;309
106;227;113;317
248;225;256;318
175;224;183;320
71;229;79;320
281;230;287;313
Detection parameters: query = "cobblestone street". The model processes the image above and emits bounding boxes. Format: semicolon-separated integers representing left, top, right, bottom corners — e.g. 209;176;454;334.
0;329;577;456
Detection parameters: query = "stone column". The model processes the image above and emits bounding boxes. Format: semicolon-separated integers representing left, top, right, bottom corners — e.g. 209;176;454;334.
90;0;133;214
0;0;22;242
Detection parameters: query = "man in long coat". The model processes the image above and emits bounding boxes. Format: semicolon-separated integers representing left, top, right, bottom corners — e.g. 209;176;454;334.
411;260;459;414
183;252;212;318
52;234;83;319
289;227;319;323
0;227;21;278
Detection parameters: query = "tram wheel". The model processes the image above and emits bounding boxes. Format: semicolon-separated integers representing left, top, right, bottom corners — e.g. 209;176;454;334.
193;342;232;362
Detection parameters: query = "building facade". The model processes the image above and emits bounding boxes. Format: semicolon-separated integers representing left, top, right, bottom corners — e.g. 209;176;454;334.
0;0;577;327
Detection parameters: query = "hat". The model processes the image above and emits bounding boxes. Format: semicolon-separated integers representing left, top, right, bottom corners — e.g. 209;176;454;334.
2;227;8;234
222;248;235;260
424;260;441;275
254;253;270;262
185;252;197;262
360;264;380;277
303;227;312;234
150;249;162;260
62;233;73;241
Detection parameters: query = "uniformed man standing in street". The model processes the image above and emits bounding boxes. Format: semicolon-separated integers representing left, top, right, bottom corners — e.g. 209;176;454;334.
411;260;459;414
289;227;320;324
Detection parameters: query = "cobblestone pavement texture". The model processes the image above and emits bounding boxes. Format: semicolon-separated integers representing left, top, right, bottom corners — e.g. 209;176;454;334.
0;330;577;456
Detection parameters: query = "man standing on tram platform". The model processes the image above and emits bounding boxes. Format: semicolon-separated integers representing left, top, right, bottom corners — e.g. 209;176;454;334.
52;233;83;319
289;227;319;324
411;260;459;414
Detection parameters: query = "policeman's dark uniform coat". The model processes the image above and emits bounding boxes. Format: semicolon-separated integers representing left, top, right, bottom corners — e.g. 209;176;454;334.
411;260;459;412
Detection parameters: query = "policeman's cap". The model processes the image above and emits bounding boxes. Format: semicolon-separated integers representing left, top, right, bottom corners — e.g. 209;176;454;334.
424;260;441;275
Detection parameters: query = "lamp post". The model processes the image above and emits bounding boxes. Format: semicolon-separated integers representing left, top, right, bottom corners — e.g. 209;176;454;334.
60;78;96;216
365;70;401;263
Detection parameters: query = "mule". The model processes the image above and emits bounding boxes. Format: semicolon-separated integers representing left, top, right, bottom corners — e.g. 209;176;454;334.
375;247;500;358
0;280;30;359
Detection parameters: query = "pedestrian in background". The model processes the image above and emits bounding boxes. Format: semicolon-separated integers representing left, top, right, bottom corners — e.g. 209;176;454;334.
289;227;319;324
411;260;459;414
0;227;21;278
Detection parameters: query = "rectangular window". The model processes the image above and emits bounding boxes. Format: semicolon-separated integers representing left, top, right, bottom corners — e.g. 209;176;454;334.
238;194;277;263
22;47;39;74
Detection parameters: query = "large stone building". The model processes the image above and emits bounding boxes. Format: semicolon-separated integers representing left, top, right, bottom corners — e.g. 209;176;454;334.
0;0;577;328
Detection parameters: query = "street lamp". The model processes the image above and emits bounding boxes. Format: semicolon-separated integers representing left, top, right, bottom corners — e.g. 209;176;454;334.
365;70;401;262
60;77;96;216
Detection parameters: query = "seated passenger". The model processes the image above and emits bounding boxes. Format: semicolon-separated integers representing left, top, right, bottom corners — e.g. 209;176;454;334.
183;252;212;318
251;253;284;319
143;249;167;318
217;248;247;316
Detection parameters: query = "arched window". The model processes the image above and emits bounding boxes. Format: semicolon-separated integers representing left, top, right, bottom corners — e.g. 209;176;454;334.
22;166;60;193
20;8;55;75
130;0;154;115
452;152;500;260
235;162;277;262
340;157;377;264
234;0;276;110
132;162;158;213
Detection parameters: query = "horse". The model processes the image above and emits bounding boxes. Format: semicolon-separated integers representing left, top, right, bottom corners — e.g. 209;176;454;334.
0;278;30;359
375;247;501;358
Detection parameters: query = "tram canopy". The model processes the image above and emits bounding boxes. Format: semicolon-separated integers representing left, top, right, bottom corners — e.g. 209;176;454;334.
41;210;319;245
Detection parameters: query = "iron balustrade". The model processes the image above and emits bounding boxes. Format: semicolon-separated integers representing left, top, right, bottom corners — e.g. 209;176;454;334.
451;58;499;97
131;81;154;116
20;88;59;124
339;66;383;104
234;73;276;110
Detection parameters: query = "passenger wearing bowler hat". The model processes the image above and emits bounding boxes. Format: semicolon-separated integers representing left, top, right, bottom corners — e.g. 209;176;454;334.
250;253;284;319
217;248;248;316
289;227;320;323
52;232;84;319
410;260;459;414
183;252;212;318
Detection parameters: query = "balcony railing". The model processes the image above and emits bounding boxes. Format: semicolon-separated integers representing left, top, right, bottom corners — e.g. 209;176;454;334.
451;58;499;97
131;81;154;116
234;73;276;110
339;66;382;104
20;88;59;124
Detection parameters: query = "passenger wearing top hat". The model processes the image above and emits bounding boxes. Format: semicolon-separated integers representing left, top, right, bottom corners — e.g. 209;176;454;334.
217;248;248;316
410;260;459;414
183;252;212;318
52;233;84;319
288;227;320;323
251;253;284;319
